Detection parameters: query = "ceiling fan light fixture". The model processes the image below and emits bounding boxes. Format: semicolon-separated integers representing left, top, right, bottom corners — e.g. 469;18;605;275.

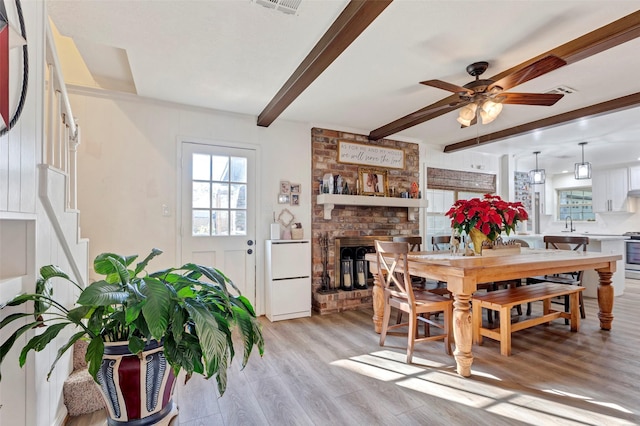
529;151;546;185
457;103;477;126
574;142;592;179
480;99;503;124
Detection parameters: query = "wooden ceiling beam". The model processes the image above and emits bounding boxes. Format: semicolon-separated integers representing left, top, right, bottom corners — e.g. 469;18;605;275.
369;10;640;141
257;0;392;128
443;92;640;153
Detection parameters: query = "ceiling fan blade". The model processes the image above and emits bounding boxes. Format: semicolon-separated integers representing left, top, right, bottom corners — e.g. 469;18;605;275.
489;55;566;91
369;96;469;140
499;92;564;106
420;79;473;95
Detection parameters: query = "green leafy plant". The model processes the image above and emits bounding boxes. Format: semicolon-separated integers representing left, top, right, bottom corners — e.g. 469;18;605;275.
0;248;264;395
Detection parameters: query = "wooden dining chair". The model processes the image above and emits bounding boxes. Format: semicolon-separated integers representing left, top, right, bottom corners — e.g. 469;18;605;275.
375;240;452;363
431;235;451;251
526;235;588;320
392;236;427;323
393;235;422;252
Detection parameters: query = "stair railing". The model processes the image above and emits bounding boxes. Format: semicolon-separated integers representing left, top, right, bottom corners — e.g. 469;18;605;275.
44;22;80;211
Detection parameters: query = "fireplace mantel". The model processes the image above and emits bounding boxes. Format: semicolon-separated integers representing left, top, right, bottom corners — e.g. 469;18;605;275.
316;194;426;220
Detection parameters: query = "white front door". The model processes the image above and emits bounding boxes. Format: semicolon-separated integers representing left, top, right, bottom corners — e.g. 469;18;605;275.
180;142;256;303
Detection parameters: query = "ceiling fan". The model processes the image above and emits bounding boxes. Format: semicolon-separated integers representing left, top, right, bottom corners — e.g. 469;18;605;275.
419;55;566;127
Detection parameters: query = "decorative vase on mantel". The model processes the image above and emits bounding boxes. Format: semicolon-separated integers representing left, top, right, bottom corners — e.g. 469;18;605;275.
469;228;490;255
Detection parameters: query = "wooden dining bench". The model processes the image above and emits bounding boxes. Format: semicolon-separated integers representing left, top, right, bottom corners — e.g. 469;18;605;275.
472;283;585;356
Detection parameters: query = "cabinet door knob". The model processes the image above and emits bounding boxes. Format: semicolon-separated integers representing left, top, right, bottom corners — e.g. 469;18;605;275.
247;240;254;246
247;248;253;255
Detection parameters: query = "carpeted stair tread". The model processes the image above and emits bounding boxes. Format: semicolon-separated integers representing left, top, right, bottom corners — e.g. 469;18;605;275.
64;340;104;417
63;368;105;417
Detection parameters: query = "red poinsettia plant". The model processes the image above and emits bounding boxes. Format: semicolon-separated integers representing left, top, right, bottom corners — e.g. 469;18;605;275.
445;194;529;241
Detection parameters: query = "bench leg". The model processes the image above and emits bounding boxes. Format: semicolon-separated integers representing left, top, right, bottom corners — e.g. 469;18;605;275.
499;306;512;356
570;292;580;332
542;298;551;325
472;299;482;345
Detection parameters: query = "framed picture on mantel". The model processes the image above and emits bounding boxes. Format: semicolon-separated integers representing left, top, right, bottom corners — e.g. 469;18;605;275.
358;168;388;196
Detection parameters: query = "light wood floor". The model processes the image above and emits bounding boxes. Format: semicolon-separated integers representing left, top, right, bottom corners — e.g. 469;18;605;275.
67;280;640;426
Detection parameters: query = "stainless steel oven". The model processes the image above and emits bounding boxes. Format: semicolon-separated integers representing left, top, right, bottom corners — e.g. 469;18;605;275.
626;240;640;270
624;233;640;278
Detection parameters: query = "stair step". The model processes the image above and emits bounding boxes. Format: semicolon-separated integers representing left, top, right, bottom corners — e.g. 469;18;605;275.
72;340;88;371
63;369;105;417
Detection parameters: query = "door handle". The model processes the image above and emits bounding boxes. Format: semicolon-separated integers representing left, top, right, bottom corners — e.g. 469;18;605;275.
247;248;253;255
247;240;254;246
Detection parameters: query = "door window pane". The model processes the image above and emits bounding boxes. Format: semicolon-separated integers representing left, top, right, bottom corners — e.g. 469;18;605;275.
212;210;229;236
230;157;247;183
230;184;246;209
192;154;210;180
211;183;229;208
192;210;210;235
211;155;230;181
192;182;210;208
231;211;247;235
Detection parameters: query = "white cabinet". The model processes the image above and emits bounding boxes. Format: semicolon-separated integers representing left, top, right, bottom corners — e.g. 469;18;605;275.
592;167;631;212
629;165;640;191
265;240;311;322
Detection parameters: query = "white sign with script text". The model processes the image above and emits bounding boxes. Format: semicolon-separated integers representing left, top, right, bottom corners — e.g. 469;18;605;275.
337;141;405;169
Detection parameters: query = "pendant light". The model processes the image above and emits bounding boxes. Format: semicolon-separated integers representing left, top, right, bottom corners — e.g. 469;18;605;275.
574;142;592;179
529;151;545;185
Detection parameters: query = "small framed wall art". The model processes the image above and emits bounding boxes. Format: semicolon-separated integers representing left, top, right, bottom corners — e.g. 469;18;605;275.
280;181;291;194
358;168;388;196
278;193;290;204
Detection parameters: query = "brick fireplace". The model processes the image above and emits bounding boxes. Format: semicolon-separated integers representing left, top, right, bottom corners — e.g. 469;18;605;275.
311;128;420;314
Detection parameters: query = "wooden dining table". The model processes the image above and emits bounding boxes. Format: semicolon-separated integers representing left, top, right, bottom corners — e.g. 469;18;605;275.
365;248;621;377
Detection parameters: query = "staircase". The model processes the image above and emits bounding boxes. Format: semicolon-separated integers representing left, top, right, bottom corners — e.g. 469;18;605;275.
63;341;105;417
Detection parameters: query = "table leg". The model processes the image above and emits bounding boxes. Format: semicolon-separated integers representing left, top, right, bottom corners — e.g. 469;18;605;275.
596;269;614;330
372;272;384;333
453;292;474;377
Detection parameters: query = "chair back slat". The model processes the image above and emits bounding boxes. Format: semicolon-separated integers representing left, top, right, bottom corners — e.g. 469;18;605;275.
431;235;450;251
543;235;588;251
375;240;414;302
393;236;422;252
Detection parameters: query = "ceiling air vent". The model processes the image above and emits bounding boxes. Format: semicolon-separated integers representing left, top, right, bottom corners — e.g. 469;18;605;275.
253;0;303;15
546;85;577;95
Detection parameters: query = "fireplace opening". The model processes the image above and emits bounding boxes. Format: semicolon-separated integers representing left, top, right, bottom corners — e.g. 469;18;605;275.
334;236;394;291
339;247;370;290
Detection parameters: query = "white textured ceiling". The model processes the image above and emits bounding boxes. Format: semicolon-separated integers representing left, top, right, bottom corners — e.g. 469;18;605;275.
47;0;640;174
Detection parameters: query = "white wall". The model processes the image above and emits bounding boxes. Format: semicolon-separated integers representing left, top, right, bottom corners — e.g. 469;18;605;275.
69;89;311;315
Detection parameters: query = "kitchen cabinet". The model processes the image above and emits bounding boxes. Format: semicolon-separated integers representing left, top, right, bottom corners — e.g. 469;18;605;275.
629;165;640;191
592;167;631;212
265;240;311;321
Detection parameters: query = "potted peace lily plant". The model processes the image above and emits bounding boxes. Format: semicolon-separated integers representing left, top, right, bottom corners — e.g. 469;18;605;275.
445;194;529;254
0;248;264;424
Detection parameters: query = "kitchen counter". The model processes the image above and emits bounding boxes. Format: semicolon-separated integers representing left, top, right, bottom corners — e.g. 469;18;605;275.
510;233;628;242
505;233;626;297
